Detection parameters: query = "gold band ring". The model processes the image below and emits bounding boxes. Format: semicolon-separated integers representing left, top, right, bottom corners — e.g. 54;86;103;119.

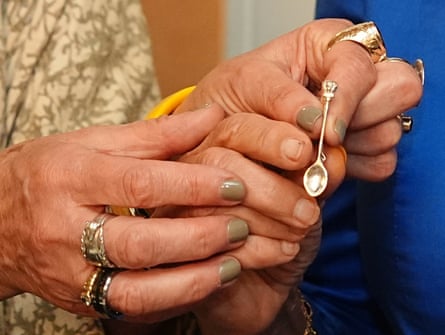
80;267;123;319
327;21;387;63
81;214;117;268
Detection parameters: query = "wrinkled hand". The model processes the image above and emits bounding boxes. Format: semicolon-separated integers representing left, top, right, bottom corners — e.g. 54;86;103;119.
177;18;423;181
152;113;346;334
0;106;260;321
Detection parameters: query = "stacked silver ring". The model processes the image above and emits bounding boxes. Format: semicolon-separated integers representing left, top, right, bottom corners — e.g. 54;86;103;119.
80;213;122;318
81;214;116;268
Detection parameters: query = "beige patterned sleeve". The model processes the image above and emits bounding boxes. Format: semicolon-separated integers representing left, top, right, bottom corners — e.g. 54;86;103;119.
0;0;161;334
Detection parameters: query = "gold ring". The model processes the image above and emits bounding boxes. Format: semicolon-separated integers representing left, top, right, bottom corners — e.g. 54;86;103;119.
80;267;100;307
80;267;124;319
80;214;117;268
327;21;387;63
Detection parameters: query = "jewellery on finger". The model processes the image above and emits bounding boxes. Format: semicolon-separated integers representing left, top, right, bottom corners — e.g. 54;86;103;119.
303;80;338;197
93;268;123;319
413;59;425;86
80;267;124;319
327;21;387;63
81;214;116;268
398;113;414;133
107;205;151;218
80;267;100;307
384;57;425;86
299;291;317;335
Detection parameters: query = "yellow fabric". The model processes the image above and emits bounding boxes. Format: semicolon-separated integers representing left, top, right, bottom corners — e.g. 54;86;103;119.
145;86;196;119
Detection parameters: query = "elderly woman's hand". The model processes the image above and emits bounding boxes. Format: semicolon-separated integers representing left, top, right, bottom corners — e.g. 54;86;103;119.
0;105;256;320
177;18;423;182
137;113;346;334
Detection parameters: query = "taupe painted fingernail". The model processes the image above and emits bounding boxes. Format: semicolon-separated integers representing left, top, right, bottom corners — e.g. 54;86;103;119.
219;258;241;285
296;106;322;131
334;119;347;142
228;218;249;243
293;198;320;225
220;180;246;201
281;139;304;161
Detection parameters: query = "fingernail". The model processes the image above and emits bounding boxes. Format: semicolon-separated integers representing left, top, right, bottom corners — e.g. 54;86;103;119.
296;106;322;131
293;199;320;225
220;180;246;201
281;139;304;161
334;119;347;142
227;218;249;243
281;241;300;256
219;258;241;285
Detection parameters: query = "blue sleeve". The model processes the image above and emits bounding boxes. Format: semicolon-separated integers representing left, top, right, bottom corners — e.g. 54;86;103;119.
302;1;445;334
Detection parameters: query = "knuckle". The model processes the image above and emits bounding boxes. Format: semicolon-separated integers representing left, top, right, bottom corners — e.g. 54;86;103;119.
186;272;212;303
120;166;155;206
266;85;298;118
196;146;243;169
122;227;160;268
113;282;147;316
367;150;398;181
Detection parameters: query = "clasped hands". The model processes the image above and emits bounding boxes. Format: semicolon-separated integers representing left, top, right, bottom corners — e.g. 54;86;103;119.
0;18;422;335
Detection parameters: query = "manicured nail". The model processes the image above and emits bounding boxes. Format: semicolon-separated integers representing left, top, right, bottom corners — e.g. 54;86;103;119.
334;119;347;143
296;106;322;132
219;258;241;285
220;180;246;201
293;199;320;225
228;218;249;243
281;139;304;161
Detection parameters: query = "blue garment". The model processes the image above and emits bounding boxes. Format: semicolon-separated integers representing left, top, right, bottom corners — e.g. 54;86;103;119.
301;1;445;334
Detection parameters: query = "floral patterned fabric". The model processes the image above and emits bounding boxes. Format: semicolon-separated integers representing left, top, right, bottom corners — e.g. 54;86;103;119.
0;0;160;334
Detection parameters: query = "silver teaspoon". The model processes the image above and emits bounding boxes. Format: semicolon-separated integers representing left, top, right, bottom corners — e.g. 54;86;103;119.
303;80;338;197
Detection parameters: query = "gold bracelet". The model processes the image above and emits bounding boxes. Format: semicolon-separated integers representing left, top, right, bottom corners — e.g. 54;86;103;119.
144;85;196;119
300;292;317;335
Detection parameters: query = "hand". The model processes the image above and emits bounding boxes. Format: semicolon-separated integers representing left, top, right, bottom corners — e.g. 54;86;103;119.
155;113;346;334
177;19;423;181
0;105;256;321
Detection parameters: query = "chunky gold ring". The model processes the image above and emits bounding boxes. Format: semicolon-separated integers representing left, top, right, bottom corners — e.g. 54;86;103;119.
327;21;387;63
80;267;123;319
80;214;117;268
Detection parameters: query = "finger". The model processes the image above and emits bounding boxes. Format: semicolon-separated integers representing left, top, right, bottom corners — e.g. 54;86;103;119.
70;155;246;208
181;147;320;228
226;235;301;269
103;215;249;269
154;205;308;242
350;61;423;129
346;149;398;181
317;21;378;146
344;118;402;156
70;104;226;160
192;113;313;170
175;34;325;130
106;257;241;320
